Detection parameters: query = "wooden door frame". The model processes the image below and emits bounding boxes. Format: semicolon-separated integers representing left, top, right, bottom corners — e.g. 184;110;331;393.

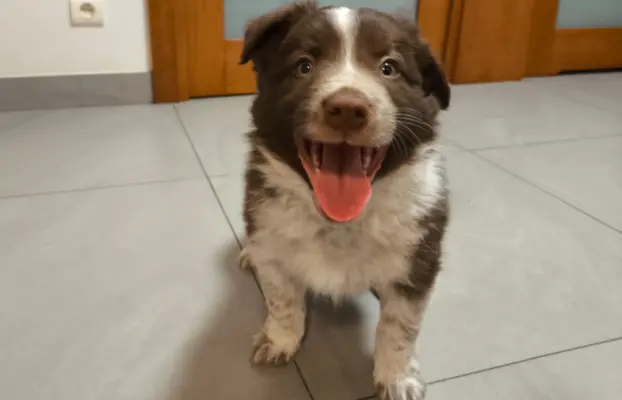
527;0;622;75
148;0;225;103
447;0;622;84
148;0;191;103
148;0;456;103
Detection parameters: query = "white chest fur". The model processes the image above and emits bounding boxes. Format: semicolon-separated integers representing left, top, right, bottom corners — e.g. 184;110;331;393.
246;144;445;298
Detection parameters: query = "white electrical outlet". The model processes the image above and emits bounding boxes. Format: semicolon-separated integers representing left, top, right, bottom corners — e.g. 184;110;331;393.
70;0;105;27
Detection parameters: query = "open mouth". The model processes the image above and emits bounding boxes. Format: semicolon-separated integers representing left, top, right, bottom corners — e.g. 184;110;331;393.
297;137;388;223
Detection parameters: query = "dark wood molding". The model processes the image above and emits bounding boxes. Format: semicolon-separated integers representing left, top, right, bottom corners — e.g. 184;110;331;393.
525;0;559;76
187;0;226;97
417;0;452;62
443;0;465;82
554;28;622;72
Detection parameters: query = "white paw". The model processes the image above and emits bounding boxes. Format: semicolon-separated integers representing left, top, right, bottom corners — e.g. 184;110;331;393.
250;330;300;367
376;372;427;400
238;247;254;271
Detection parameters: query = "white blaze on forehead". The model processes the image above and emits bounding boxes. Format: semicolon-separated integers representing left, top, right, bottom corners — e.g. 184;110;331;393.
320;7;396;144
326;7;357;85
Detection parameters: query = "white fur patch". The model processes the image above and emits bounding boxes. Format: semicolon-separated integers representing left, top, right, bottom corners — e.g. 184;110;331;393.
255;315;303;356
374;290;430;396
245;143;445;299
328;7;356;65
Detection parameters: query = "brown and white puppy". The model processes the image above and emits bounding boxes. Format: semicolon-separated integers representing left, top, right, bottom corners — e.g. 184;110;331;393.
239;2;449;399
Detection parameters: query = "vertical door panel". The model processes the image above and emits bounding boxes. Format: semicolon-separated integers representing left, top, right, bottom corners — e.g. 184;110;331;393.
453;0;535;83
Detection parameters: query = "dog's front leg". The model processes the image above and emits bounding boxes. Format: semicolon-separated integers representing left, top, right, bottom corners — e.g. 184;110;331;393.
251;262;306;367
373;287;431;400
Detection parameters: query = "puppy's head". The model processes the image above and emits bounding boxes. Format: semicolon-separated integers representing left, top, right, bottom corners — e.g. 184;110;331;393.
241;1;450;223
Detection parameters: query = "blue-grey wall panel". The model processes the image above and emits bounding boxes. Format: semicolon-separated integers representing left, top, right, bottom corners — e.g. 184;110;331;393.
557;0;622;28
225;0;418;39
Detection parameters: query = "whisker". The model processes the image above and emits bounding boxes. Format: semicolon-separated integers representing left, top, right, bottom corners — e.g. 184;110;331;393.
396;127;409;159
396;108;435;125
395;114;435;140
400;119;434;138
390;107;439;160
398;125;421;146
394;121;419;158
391;124;406;159
397;108;429;118
395;114;435;132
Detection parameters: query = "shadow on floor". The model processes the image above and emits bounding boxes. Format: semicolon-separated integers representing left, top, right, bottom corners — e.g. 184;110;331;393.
167;241;307;400
167;240;376;400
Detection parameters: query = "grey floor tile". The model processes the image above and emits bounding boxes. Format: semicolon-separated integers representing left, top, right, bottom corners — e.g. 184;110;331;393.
213;152;622;400
426;339;622;400
0;105;203;197
525;72;622;115
176;96;254;176
478;136;622;232
440;79;622;150
0;109;47;134
0;180;311;400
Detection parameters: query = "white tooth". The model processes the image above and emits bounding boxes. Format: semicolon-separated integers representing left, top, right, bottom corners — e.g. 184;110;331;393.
311;142;320;170
362;147;372;170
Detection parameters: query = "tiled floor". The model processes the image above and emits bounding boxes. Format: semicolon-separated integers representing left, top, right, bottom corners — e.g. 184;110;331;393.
1;72;621;400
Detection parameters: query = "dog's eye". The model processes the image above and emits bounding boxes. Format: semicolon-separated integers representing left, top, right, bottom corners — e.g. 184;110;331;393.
380;60;398;77
296;58;314;76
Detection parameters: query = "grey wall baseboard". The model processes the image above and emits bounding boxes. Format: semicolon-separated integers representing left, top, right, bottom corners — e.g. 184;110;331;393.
0;72;153;111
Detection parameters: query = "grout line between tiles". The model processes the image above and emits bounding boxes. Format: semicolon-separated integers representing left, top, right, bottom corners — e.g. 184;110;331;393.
0;177;198;200
525;79;622;117
172;105;242;247
172;104;317;400
428;335;622;386
464;131;622;152
293;360;317;400
203;172;238;179
467;150;622;236
441;138;468;152
355;336;622;400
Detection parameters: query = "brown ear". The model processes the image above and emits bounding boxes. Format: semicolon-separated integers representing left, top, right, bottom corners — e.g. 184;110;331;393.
239;1;317;65
395;15;451;110
416;41;451;110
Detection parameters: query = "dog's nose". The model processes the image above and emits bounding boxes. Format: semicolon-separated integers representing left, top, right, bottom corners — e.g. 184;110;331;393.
322;88;371;131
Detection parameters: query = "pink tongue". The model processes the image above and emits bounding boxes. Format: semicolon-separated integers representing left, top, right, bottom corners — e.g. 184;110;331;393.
309;144;371;222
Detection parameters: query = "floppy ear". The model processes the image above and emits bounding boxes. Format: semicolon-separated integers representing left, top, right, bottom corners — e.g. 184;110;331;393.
415;40;451;110
239;1;317;66
395;15;451;110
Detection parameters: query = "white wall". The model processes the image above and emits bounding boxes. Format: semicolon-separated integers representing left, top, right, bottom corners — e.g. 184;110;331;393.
0;0;150;78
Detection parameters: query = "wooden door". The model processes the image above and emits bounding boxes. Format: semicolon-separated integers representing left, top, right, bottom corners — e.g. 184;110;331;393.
148;0;454;103
448;0;622;84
